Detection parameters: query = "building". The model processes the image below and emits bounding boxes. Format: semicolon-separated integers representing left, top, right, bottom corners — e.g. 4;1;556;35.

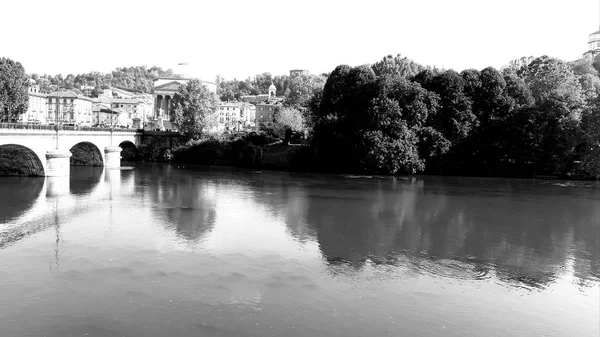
153;77;217;120
255;103;279;130
241;94;269;103
46;90;93;126
290;69;309;77
91;99;116;126
80;85;95;97
584;29;600;60
111;87;136;99
19;82;47;124
216;102;257;132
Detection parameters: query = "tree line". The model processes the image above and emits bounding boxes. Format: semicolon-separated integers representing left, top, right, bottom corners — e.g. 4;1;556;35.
29;66;176;96
307;54;600;179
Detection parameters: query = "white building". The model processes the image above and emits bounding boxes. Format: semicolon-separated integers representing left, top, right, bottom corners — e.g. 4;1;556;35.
20;83;47;124
46;90;93;126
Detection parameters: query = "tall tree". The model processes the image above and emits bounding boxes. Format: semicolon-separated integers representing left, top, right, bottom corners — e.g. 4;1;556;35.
519;56;585;118
171;79;219;140
371;54;424;79
0;57;29;122
285;74;327;109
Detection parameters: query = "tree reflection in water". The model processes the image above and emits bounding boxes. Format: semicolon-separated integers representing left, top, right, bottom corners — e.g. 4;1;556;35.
249;174;599;291
144;165;218;244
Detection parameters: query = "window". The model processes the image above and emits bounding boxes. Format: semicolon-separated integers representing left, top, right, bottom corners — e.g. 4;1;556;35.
269;107;273;111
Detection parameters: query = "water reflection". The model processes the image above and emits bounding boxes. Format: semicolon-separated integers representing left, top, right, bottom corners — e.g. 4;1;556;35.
69;166;103;196
0;177;44;222
249;174;600;291
140;165;218;243
0;166;598;337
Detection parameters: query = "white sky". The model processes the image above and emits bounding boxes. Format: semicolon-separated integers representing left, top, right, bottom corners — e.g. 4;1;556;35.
1;0;598;81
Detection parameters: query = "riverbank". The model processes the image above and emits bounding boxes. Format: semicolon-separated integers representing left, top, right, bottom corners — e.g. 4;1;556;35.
135;133;599;181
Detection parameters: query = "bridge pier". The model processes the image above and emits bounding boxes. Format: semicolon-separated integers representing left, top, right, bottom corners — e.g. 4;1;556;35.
45;150;72;177
46;176;70;196
104;146;122;169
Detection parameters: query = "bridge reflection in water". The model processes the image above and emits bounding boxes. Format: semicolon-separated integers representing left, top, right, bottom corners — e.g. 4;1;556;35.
0;166;136;250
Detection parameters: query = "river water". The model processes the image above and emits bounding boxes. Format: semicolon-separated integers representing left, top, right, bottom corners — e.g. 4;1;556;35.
0;164;598;337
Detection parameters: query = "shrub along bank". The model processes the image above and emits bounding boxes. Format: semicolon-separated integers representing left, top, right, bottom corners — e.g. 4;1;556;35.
167;132;317;172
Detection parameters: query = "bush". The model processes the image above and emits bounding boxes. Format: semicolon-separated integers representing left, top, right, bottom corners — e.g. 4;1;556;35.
231;140;263;169
172;138;227;165
244;132;279;146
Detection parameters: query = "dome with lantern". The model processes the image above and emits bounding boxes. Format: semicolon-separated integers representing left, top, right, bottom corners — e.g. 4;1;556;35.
268;83;276;99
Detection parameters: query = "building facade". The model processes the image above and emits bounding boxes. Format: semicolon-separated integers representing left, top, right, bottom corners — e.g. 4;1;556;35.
584;29;600;60
216;102;257;132
46;90;93;126
290;69;309;77
20;84;48;124
255;103;278;130
91;99;115;126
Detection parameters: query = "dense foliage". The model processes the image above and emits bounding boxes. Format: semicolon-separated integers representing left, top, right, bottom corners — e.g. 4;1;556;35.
217;73;327;106
29;66;175;96
0;57;29;122
307;55;600;179
171;79;219;140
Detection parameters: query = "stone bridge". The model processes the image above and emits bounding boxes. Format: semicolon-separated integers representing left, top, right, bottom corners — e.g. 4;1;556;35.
0;125;141;177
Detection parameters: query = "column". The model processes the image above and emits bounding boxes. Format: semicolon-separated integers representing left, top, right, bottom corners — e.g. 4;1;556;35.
163;95;168;120
45;150;72;177
156;95;162;118
104;146;122;169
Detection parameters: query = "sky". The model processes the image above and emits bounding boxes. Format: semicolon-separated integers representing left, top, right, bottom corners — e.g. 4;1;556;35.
1;0;599;81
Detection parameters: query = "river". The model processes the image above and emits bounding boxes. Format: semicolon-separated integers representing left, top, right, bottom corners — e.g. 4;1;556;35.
0;164;598;337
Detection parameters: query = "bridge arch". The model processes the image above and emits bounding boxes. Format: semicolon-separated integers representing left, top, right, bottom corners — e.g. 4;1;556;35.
119;140;137;161
70;142;103;166
0;144;45;176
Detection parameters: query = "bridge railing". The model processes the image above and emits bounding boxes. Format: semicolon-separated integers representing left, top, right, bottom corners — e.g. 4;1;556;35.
0;123;139;133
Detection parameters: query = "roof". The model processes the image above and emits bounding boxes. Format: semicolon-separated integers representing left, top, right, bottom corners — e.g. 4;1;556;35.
46;90;93;102
219;101;242;105
28;91;47;98
111;98;144;104
590;30;600;35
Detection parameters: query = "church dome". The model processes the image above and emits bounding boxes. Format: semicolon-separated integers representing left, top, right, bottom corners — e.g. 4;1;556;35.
269;83;276;91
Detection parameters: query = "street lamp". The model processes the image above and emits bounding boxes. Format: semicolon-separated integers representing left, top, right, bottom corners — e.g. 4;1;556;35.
54;90;62;150
110;107;115;146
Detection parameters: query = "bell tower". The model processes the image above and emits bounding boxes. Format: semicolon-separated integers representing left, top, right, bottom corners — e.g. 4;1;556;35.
268;83;276;100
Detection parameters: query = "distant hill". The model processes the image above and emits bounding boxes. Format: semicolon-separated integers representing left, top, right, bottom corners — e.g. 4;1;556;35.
29;66;176;96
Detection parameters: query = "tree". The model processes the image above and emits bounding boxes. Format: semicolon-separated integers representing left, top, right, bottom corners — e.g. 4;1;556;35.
0;57;29;122
577;98;600;178
171;79;219;140
285;74;327;109
414;69;476;143
276;107;304;132
371;54;424;79
519;56;585;118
